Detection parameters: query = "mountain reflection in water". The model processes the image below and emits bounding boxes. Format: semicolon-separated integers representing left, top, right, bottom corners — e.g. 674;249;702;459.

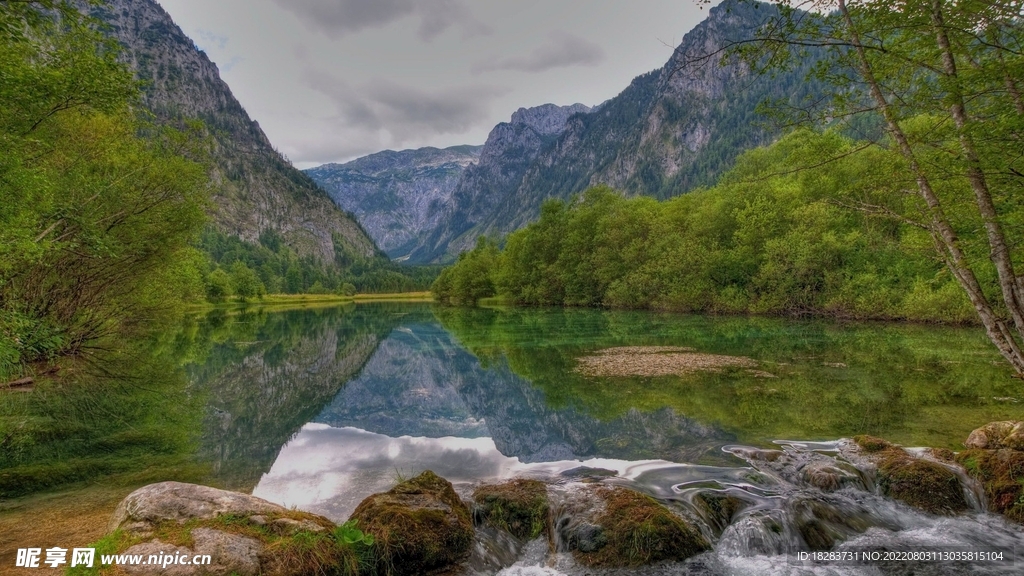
182;304;1024;575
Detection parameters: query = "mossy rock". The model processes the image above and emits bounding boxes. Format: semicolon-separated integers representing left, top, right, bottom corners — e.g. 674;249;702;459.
791;498;871;551
573;487;710;568
853;435;893;453
473;478;549;539
956;449;1024;523
692;491;745;535
876;452;968;515
102;482;352;576
965;421;1024;451
351;470;474;575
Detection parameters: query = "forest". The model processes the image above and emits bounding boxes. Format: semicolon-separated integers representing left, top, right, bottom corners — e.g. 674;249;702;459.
436;0;1024;377
433;129;975;323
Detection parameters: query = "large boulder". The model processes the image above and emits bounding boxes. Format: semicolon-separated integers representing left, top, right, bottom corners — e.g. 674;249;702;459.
473;479;549;540
957;448;1024;523
845;438;969;516
965;421;1024;451
106;482;340;576
109;482;289;535
557;485;710;568
350;470;474;575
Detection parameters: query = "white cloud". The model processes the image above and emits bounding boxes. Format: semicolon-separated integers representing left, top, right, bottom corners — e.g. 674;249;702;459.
272;0;490;41
473;32;607;74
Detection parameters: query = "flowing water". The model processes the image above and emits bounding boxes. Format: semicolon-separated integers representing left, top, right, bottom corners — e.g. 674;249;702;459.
5;302;1024;574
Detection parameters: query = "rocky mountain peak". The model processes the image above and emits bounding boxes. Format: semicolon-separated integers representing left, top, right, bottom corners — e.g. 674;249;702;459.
400;1;823;262
509;103;592;136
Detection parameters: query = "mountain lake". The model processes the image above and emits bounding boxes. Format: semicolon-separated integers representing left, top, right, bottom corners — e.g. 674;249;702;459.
2;302;1023;574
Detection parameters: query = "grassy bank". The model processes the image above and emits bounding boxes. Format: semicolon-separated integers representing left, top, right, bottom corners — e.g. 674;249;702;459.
188;292;433;312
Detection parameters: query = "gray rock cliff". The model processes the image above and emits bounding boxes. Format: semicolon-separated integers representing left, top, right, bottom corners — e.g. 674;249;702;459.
410;103;591;263
90;0;378;262
306;146;482;259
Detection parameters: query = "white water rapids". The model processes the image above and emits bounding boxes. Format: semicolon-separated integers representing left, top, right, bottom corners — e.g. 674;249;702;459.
253;424;1024;575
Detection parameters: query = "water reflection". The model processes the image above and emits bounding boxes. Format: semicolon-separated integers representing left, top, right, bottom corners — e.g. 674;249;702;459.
253;425;519;520
185;304;412;487
183;303;1024;575
174;303;1024;508
314;321;733;465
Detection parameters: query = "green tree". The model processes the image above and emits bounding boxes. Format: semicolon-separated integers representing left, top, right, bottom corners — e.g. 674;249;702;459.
432;237;500;305
206;269;233;301
285;266;303;294
705;0;1024;374
0;1;211;375
230;262;263;301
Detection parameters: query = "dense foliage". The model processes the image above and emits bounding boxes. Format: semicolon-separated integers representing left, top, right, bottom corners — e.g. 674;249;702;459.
719;0;1024;372
0;1;209;378
198;228;439;299
433;130;973;322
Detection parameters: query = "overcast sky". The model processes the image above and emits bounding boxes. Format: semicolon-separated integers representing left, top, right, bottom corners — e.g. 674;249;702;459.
156;0;721;168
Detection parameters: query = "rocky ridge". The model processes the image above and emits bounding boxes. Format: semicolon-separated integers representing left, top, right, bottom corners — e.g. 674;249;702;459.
90;0;378;263
398;0;820;262
409;103;591;262
306;145;482;259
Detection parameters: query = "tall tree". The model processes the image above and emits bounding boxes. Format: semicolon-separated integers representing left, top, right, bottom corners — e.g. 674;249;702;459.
692;0;1024;375
0;0;209;375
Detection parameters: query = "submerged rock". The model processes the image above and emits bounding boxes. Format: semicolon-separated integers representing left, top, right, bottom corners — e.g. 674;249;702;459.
558;466;618;482
473;478;550;539
790;497;872;551
558;485;710;568
351;470;474;575
965;421;1024;451
730;446;864;493
692;491;747;535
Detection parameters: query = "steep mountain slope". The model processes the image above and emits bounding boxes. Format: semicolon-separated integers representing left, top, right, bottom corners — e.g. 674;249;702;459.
90;0;378;263
306;146;482;259
409;103;591;263
414;0;819;262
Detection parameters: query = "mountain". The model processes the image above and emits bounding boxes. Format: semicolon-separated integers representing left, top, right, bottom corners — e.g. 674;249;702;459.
89;0;378;263
306;145;482;260
409;103;591;263
411;0;819;262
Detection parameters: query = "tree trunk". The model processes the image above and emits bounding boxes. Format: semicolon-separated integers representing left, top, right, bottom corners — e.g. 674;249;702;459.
837;0;1024;375
930;0;1024;364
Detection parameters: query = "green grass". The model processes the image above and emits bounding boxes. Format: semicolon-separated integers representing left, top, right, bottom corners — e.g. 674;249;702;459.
189;292;433;313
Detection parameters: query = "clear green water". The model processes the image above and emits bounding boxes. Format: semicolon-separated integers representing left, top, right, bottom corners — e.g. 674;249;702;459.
2;303;1022;498
432;306;1024;452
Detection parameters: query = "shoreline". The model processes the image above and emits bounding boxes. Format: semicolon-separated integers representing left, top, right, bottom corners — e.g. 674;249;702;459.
186;292;434;312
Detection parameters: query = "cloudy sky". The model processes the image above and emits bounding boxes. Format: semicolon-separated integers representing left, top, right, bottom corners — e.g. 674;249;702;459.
157;0;721;168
